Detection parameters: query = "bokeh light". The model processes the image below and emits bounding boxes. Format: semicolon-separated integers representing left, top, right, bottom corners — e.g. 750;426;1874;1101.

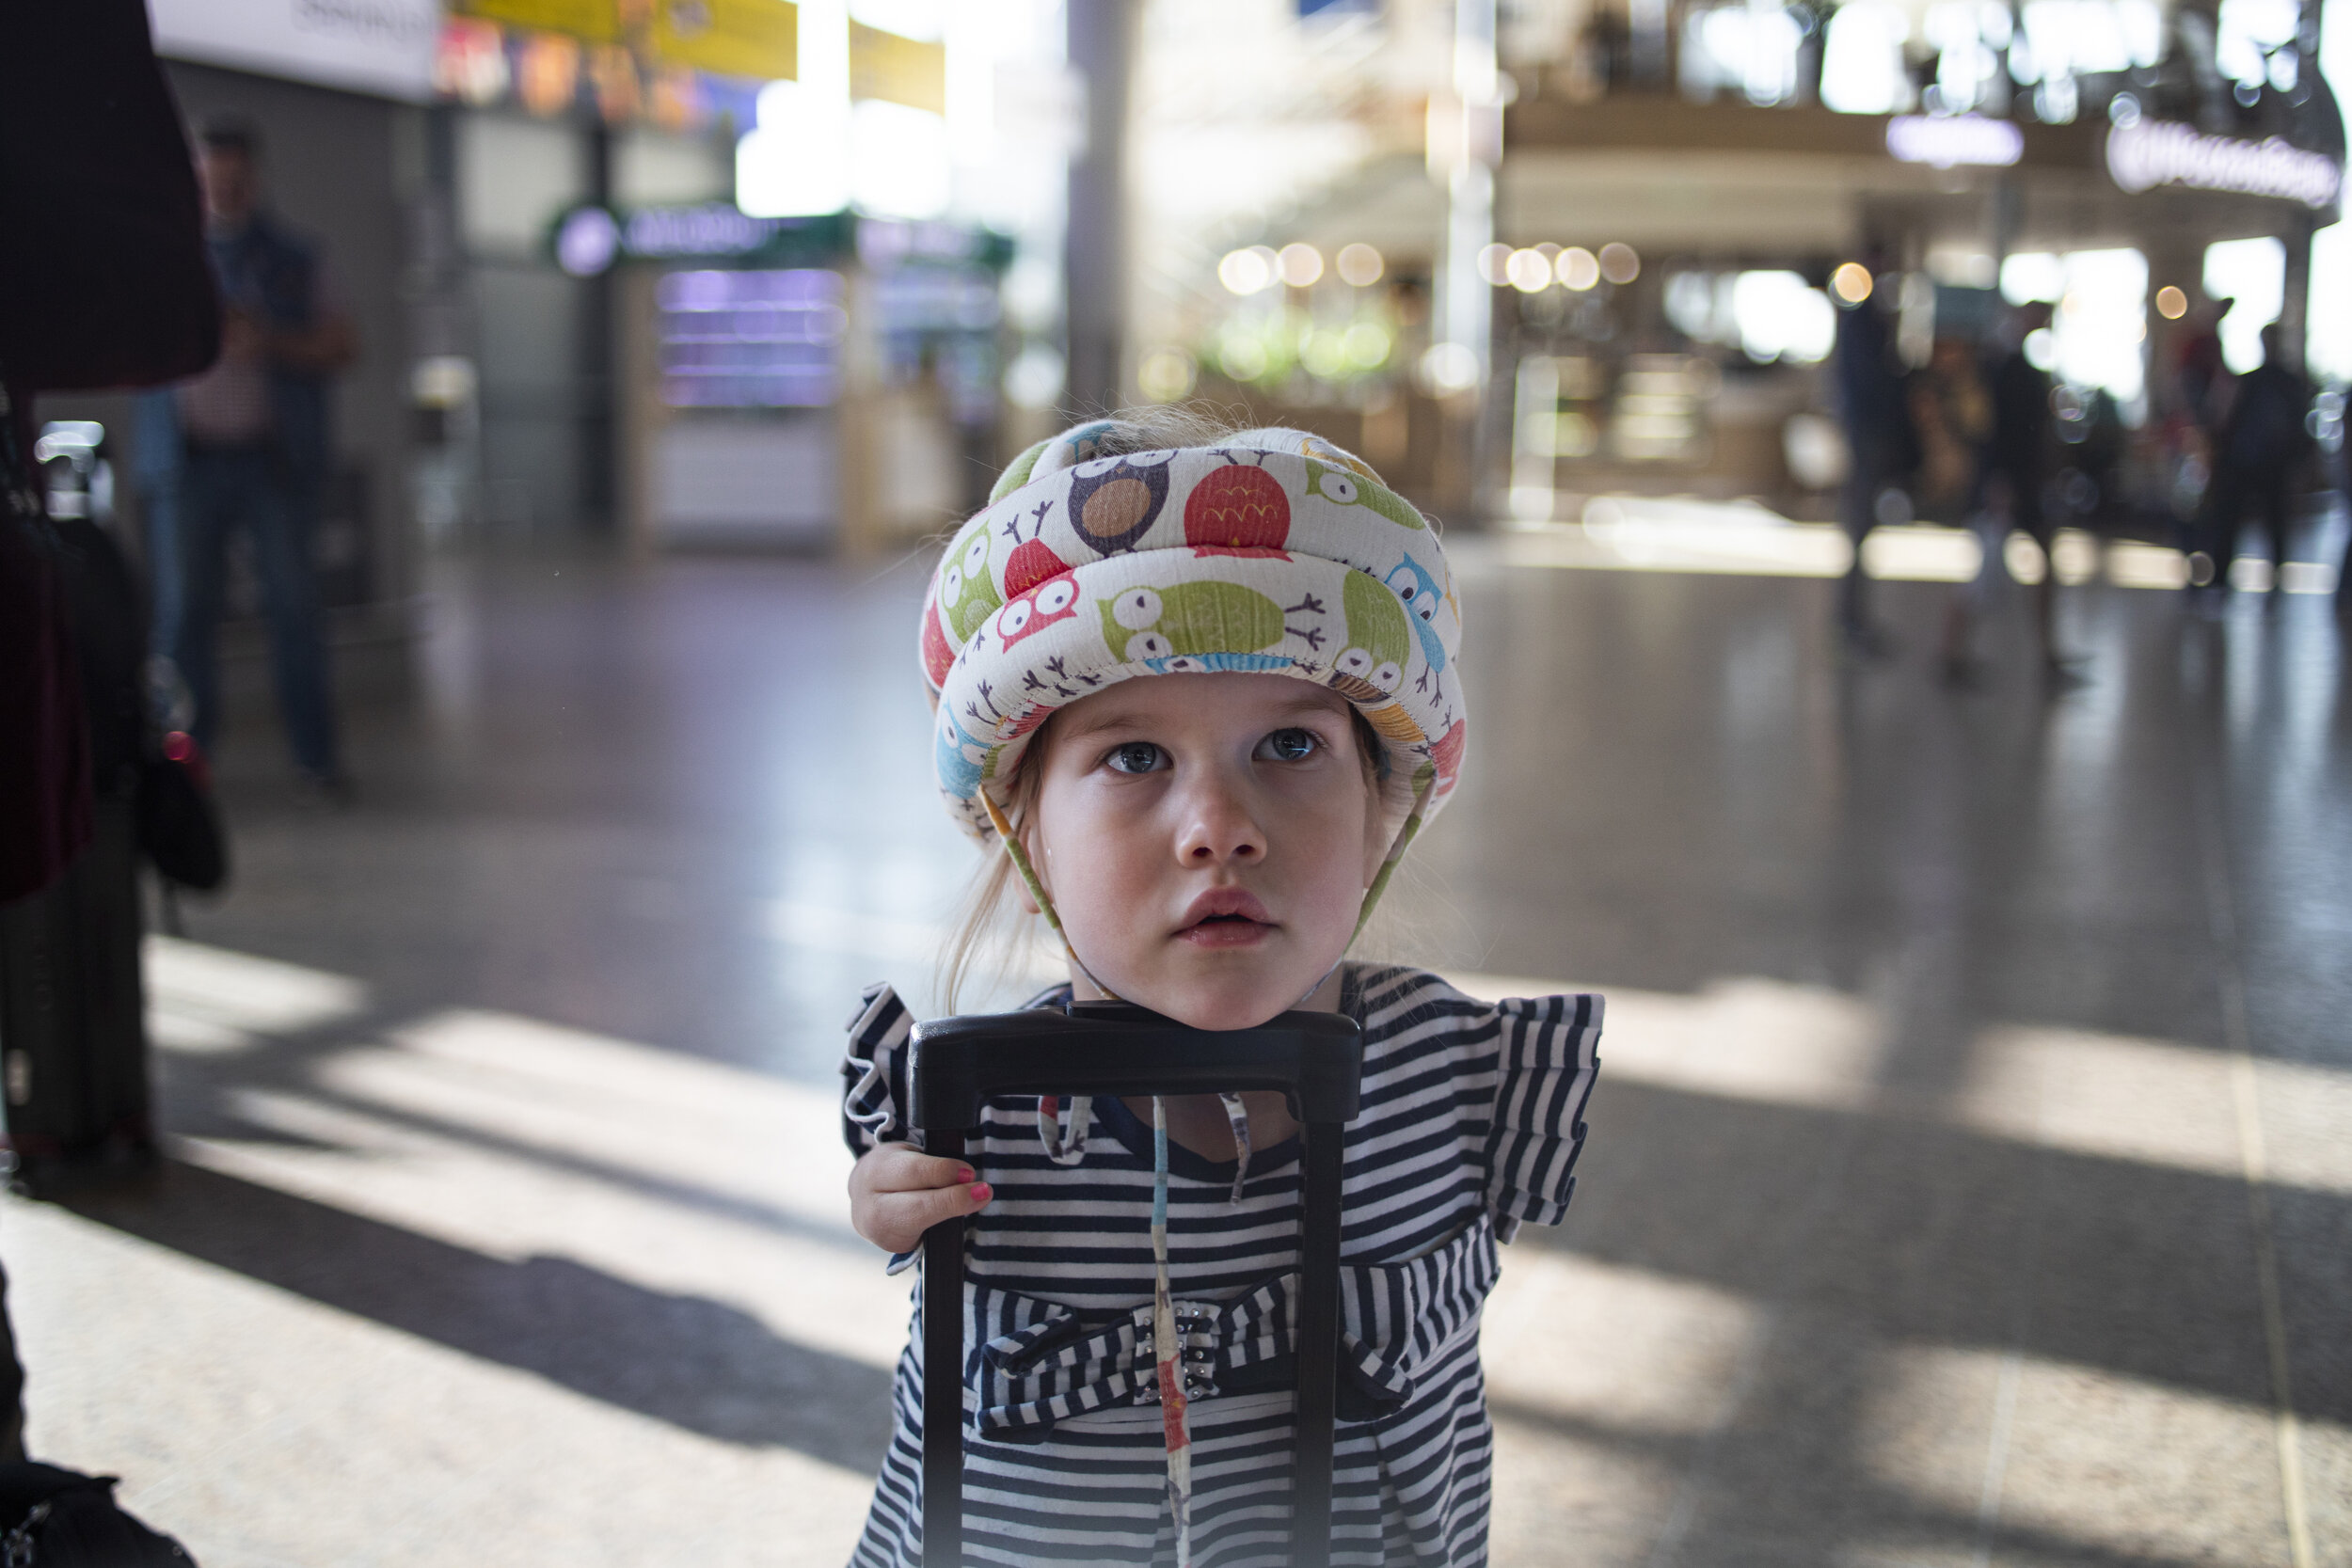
1343;321;1391;369
2154;284;2188;319
1277;243;1325;287
1477;243;1515;285
1137;347;1197;402
1217;246;1276;294
1597;243;1641;284
1831;261;1874;303
1335;243;1384;287
1420;341;1480;392
1506;248;1555;293
1301;328;1349;378
1557;246;1599;291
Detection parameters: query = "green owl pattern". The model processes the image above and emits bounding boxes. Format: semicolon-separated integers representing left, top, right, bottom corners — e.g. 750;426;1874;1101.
1331;569;1411;697
937;523;1004;641
1098;581;1288;662
1304;458;1424;531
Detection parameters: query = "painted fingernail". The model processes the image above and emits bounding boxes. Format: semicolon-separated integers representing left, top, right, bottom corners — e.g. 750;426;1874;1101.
957;1165;975;1182
968;1182;993;1204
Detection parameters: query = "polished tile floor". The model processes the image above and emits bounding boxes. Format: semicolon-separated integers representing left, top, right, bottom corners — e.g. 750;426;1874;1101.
4;537;2347;1567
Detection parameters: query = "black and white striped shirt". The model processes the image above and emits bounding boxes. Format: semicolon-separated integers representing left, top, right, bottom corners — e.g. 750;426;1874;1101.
838;964;1602;1567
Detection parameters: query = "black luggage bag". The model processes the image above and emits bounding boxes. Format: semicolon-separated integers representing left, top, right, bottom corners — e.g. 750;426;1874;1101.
910;1002;1364;1568
0;509;179;1180
0;795;150;1174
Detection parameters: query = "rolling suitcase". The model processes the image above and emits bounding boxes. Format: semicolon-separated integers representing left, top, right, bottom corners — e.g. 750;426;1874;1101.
0;494;161;1182
0;794;151;1176
909;1001;1364;1568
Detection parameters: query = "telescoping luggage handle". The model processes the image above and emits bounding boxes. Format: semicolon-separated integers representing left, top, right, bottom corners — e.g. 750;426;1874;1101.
909;1003;1365;1568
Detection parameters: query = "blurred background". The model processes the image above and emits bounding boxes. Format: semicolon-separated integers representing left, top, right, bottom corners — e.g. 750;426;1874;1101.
8;0;2351;1562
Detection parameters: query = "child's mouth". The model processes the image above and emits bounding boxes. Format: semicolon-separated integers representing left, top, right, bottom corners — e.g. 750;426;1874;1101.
1177;891;1275;947
1180;913;1272;947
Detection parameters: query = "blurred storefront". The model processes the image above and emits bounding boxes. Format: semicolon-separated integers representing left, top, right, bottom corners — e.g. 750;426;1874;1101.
1136;0;2345;534
425;0;1062;550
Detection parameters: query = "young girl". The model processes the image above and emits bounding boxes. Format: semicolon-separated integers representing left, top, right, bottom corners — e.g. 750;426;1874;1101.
839;417;1601;1567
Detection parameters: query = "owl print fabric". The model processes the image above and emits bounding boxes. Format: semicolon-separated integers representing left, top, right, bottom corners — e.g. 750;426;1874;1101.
921;421;1468;843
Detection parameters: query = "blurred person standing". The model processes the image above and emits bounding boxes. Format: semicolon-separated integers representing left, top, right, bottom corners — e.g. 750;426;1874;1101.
136;120;357;797
1941;301;2075;684
2175;293;2233;442
1832;250;1913;654
2198;323;2312;610
1911;335;1993;520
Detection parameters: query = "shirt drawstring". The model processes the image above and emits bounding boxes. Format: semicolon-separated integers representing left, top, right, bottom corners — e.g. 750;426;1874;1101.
1150;1097;1196;1566
1217;1092;1253;1204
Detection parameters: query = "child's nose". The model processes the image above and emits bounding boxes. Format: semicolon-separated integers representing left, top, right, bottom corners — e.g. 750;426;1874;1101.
1177;780;1264;864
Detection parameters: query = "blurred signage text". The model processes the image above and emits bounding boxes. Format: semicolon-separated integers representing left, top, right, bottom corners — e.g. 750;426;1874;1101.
149;0;438;101
2105;119;2344;211
551;203;854;274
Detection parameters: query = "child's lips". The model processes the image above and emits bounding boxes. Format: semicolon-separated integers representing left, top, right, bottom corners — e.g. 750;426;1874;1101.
1177;916;1273;948
1175;888;1275;946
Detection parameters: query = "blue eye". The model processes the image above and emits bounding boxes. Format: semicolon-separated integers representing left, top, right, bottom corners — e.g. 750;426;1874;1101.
1105;742;1164;774
1258;728;1318;763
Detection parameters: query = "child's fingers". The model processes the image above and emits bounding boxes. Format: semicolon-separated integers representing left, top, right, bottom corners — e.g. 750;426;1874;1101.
869;1179;993;1252
866;1147;977;1196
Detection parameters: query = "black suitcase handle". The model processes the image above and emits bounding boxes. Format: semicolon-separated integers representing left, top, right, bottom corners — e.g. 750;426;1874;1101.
909;1003;1363;1568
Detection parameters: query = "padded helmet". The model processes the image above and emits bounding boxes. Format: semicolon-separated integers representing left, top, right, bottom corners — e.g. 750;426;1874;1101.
921;420;1467;854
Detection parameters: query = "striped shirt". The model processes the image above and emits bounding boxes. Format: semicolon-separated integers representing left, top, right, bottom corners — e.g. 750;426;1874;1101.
838;964;1602;1567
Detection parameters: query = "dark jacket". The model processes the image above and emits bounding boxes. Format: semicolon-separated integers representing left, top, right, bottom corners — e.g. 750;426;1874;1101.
0;0;218;901
1836;296;1917;476
2219;360;2312;472
1986;346;2051;474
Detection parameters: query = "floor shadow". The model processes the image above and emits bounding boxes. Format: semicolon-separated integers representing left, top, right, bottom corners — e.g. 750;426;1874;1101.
152;1025;876;1262
57;1160;896;1470
1540;1075;2339;1422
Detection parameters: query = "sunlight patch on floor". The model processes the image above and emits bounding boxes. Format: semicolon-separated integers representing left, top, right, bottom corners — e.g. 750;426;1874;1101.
1956;1024;2352;1196
144;935;369;1054
1484;1251;1764;1438
1459;499;2339;594
0;1195;873;1568
1857;1341;2329;1568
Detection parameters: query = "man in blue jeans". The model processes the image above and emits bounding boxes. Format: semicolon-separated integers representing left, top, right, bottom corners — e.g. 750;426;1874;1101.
136;119;356;796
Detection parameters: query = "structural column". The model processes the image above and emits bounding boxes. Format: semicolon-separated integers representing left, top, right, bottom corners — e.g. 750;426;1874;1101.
580;121;617;532
1064;0;1137;419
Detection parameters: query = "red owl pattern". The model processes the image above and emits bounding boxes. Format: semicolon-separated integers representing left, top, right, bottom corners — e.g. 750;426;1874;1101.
1184;462;1291;554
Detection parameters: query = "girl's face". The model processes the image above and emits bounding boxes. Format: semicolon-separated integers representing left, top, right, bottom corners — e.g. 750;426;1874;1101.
1023;673;1389;1031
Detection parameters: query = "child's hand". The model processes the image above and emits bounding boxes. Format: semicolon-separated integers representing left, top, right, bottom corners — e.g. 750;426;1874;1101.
848;1142;993;1254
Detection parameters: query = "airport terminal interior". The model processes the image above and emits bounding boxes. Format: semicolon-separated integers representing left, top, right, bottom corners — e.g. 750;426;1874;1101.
6;544;2344;1564
6;0;2351;1562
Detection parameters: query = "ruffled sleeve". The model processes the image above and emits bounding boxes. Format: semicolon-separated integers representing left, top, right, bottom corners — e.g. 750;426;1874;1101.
840;982;917;1156
1483;991;1602;1243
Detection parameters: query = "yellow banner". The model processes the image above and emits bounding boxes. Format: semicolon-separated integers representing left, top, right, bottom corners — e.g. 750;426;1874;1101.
459;0;798;80
850;22;945;114
654;0;798;81
457;0;619;44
